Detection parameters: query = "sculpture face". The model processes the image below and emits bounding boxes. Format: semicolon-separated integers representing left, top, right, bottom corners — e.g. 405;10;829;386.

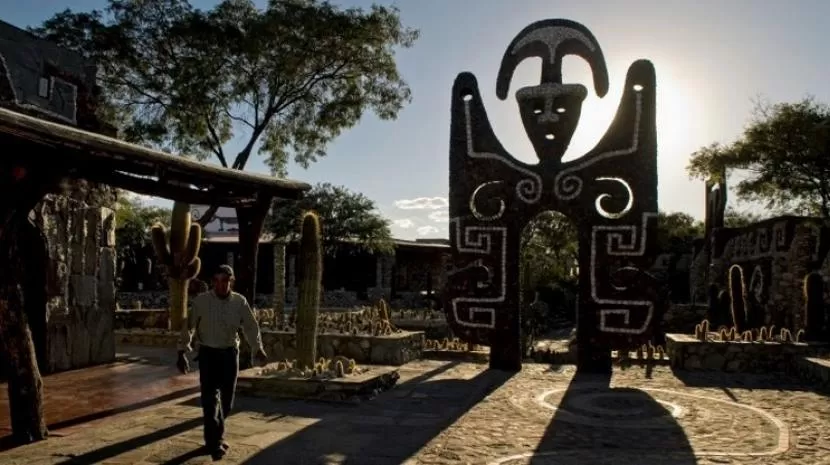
516;83;587;162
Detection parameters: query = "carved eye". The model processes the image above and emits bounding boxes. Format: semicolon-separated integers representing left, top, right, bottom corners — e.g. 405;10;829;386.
556;107;566;114
633;84;644;92
533;108;543;115
545;134;555;140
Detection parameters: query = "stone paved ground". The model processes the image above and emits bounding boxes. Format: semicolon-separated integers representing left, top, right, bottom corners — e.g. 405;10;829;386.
0;359;828;465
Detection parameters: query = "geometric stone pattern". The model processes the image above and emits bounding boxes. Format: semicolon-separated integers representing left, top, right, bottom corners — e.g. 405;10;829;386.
445;18;663;369
2;359;830;464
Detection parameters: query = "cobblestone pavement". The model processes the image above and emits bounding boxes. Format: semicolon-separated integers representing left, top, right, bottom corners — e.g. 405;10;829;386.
0;359;828;464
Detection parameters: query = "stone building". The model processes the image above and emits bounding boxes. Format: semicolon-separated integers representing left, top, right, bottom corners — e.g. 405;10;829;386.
0;19;118;374
689;180;830;331
118;233;451;310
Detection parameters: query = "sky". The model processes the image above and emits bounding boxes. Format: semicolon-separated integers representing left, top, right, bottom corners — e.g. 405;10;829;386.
3;0;830;239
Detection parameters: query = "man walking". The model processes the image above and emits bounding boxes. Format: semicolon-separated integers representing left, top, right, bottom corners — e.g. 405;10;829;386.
177;265;268;460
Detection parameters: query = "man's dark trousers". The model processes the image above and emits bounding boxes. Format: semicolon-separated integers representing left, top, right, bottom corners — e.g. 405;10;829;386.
198;345;239;448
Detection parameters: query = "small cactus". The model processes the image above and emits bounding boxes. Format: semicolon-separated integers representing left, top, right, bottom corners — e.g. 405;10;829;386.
780;328;792;343
334;360;345;377
795;329;805;343
718;328;729;341
758;326;768;342
728;265;748;332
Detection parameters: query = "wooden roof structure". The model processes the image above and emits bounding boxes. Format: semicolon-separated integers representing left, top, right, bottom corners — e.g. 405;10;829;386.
0;107;310;207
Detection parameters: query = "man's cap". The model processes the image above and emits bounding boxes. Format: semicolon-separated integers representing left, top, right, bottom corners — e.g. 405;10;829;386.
215;264;234;277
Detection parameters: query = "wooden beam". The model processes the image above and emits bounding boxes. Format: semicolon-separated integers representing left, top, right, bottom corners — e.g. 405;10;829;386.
0;107;311;201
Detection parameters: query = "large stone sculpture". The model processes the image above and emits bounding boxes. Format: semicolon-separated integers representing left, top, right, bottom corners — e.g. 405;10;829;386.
445;19;663;372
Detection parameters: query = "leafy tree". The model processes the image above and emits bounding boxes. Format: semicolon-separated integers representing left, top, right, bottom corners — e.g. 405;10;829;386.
269;183;393;255
31;0;418;301
724;208;767;228
688;97;830;218
657;211;703;255
114;193;170;273
520;211;578;291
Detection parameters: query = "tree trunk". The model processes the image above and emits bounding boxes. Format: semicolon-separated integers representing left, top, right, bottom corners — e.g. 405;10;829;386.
234;198;272;369
0;224;48;444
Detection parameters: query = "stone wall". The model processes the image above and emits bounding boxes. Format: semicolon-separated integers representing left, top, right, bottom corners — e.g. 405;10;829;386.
666;333;828;373
34;195;117;373
115;329;424;366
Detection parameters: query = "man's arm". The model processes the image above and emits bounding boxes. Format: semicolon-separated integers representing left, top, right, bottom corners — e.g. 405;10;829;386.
239;297;264;353
177;297;200;353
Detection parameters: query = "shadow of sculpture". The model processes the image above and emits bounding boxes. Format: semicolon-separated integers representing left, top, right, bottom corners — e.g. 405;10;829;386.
521;369;697;465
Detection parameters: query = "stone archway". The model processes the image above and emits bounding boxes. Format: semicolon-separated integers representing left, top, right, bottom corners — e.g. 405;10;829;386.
443;19;666;372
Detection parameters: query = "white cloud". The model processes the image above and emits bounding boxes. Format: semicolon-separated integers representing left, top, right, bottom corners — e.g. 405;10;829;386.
394;197;448;210
393;218;415;229
427;209;449;223
416;225;439;236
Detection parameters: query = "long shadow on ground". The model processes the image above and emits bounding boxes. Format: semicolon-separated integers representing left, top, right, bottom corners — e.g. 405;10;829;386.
671;366;830;398
522;367;697;465
225;360;514;465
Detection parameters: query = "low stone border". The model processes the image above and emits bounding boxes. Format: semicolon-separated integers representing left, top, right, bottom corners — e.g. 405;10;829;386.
114;329;424;366
393;318;449;339
666;333;829;373
236;364;400;402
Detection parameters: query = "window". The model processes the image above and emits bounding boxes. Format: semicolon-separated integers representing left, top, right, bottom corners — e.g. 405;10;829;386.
37;77;50;98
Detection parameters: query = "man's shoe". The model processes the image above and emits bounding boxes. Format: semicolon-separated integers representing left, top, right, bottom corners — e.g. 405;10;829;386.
211;446;227;461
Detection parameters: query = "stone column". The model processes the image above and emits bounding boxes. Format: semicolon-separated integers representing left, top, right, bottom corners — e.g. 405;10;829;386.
368;255;394;301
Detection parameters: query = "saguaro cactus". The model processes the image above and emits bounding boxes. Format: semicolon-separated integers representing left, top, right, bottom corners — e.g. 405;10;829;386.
151;202;202;331
728;264;747;332
295;212;322;370
803;271;826;342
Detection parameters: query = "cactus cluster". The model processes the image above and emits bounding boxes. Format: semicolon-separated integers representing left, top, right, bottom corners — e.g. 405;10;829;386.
296;212;323;370
424;337;480;351
704;319;805;343
267;300;402;337
260;355;360;380
151;202;202;331
694;319;711;341
391;309;445;320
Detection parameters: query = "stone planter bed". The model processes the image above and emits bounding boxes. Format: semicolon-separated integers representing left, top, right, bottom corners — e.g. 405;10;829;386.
392;318;449;340
790;356;830;389
666;333;829;373
114;328;424;366
236;364;400;402
422;348;490;363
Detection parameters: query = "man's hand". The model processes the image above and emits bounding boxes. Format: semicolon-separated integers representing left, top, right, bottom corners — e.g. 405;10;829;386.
254;348;268;366
176;351;190;374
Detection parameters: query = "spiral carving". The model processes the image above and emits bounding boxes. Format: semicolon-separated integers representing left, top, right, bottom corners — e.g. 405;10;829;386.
516;178;542;204
555;173;583;200
470;180;506;221
594;176;633;219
